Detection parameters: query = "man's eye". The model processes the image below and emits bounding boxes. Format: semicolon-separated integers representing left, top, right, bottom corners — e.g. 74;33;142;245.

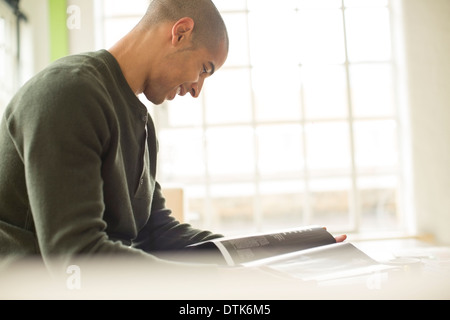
202;65;208;74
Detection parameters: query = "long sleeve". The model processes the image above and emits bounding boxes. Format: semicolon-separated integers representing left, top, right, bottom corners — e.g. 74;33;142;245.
4;66;147;260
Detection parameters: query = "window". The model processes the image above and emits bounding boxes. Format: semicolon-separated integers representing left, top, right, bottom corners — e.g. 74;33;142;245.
0;0;29;117
0;0;18;115
99;0;405;236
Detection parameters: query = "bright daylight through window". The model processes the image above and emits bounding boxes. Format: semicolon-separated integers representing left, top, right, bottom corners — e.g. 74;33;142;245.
0;0;18;116
100;0;404;236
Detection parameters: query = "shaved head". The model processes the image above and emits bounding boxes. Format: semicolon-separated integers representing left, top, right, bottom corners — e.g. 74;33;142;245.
139;0;229;54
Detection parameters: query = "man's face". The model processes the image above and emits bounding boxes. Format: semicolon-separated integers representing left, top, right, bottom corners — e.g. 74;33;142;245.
144;40;228;105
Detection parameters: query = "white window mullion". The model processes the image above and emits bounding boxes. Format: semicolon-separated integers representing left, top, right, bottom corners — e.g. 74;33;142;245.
341;0;360;233
244;2;263;233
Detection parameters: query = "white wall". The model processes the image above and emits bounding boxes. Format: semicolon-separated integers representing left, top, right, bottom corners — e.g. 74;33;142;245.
66;0;97;54
400;0;450;244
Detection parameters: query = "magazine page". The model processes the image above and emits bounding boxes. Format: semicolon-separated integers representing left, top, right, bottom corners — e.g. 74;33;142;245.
244;242;397;284
208;226;336;266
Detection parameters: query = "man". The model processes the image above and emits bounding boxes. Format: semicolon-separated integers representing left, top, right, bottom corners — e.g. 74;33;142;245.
0;0;228;276
0;0;346;284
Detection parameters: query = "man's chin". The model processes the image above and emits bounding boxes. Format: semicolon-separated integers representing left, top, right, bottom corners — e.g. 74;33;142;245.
167;91;179;101
143;93;165;105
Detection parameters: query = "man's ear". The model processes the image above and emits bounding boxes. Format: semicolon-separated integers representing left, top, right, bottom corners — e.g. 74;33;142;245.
171;17;195;46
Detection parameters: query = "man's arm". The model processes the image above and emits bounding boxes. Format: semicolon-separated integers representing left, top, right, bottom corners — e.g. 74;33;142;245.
5;74;182;275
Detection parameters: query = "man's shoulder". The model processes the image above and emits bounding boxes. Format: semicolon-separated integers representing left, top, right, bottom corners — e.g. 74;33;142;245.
4;51;117;122
43;50;113;85
18;50;117;103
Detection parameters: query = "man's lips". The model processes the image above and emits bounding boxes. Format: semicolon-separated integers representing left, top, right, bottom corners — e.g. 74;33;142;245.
177;86;188;96
167;86;188;101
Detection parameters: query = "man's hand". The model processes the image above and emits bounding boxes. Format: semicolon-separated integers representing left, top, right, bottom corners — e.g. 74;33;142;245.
323;227;347;243
335;234;347;243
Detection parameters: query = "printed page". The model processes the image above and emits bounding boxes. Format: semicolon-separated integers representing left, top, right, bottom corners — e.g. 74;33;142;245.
211;226;336;266
245;242;396;283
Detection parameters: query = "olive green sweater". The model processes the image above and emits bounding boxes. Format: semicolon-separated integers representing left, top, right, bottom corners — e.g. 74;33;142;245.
0;50;221;273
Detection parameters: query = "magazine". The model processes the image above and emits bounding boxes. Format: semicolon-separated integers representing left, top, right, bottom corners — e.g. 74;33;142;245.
178;226;397;284
183;226;338;266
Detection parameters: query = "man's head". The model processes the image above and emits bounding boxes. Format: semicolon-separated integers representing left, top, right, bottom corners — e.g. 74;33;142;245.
142;0;229;54
135;0;229;104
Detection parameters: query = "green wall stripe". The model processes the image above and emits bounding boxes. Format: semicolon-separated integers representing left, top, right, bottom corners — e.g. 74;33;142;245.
48;0;68;61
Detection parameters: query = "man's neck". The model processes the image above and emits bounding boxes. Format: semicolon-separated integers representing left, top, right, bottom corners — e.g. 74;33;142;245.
108;26;163;96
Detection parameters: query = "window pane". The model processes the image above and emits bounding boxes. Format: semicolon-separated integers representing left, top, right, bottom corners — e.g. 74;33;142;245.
204;68;252;124
184;184;207;225
354;120;398;173
350;64;395;117
210;183;256;235
0;17;5;114
257;124;304;178
260;181;305;231
214;0;248;11
345;7;391;62
344;0;388;7
0;16;4;42
103;0;149;16
158;128;205;182
206;127;255;180
305;122;351;175
166;94;203;127
309;178;352;230
298;0;342;9
248;10;300;67
248;0;297;10
103;18;140;48
0;17;5;81
221;12;249;67
252;65;302;122
297;9;346;64
302;66;348;119
0;12;16;114
358;175;399;232
0;48;5;87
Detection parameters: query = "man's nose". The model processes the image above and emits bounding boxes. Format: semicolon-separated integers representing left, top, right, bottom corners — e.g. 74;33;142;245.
189;78;205;98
